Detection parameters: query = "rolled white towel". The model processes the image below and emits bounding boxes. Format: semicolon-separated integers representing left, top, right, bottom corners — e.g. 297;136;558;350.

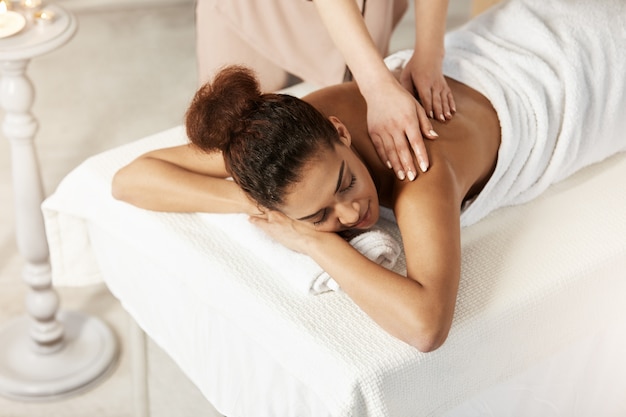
313;224;402;294
197;213;402;295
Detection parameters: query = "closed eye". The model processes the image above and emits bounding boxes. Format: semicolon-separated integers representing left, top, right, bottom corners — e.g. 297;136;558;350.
313;209;328;226
313;175;355;226
340;175;356;193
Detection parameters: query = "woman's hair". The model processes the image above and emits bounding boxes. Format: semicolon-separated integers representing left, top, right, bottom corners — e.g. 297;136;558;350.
185;65;339;209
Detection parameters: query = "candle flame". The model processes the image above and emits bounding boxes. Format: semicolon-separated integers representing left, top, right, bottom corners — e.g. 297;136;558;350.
22;0;41;8
0;0;7;14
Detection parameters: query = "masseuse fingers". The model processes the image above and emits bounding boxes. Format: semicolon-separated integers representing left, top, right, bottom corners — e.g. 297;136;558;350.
445;89;456;118
414;105;438;171
439;86;455;121
392;131;419;181
419;88;435;120
431;87;446;122
432;85;455;122
369;133;391;171
380;132;409;180
416;105;439;142
371;129;406;180
404;125;429;177
370;125;418;180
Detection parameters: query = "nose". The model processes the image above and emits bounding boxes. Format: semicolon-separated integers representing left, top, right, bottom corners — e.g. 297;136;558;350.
336;200;361;227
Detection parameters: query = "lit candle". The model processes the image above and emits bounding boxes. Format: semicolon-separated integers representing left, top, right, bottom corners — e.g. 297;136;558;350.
0;0;26;35
0;0;10;22
33;8;54;24
21;0;41;10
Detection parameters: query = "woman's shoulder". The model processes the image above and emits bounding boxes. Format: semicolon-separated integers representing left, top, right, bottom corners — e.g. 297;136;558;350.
303;82;367;123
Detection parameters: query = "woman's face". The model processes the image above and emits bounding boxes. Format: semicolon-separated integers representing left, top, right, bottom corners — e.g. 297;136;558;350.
280;126;379;233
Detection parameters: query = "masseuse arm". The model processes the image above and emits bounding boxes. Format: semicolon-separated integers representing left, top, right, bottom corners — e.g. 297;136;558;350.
400;0;455;121
312;0;438;179
111;145;258;215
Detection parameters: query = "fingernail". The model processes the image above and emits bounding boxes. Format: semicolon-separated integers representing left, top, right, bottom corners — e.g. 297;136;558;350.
420;160;429;172
429;129;439;137
446;112;452;118
407;170;416;181
386;160;392;169
397;170;406;180
429;111;434;119
439;114;446;122
452;106;457;113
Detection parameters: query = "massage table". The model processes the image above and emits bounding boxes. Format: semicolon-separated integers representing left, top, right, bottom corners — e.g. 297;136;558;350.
41;114;626;415
41;0;626;410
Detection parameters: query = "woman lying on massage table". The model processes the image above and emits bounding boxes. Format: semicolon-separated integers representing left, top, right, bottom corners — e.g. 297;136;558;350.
112;0;625;352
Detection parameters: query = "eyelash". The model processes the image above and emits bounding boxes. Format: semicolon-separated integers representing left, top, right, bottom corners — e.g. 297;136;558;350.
313;212;327;226
341;175;357;194
313;175;357;226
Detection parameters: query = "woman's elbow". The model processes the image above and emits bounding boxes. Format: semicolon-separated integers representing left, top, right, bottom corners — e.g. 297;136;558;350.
410;330;449;353
111;167;135;203
404;315;452;353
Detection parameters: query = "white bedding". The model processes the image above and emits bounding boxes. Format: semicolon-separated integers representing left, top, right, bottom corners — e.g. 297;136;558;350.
42;125;626;416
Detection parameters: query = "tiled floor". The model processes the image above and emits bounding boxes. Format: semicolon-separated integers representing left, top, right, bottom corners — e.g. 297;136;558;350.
0;1;471;415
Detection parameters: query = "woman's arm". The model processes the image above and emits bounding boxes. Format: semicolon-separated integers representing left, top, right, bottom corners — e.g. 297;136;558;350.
250;155;464;352
111;144;259;215
254;81;485;350
400;0;456;121
311;0;438;179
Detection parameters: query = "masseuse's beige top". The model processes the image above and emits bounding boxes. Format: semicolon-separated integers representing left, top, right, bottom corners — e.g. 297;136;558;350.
198;0;408;87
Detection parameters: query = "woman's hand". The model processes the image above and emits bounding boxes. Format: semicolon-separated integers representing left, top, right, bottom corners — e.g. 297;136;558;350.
406;0;455;124
249;210;321;255
311;0;438;179
400;52;455;123
364;77;439;181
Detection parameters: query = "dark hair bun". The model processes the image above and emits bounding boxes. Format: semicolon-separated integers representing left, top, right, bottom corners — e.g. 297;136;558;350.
185;65;262;152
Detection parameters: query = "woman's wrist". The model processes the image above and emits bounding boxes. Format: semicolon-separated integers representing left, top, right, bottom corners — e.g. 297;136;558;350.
305;230;349;261
356;67;401;101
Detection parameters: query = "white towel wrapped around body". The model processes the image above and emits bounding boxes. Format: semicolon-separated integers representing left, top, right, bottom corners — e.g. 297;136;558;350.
388;0;626;227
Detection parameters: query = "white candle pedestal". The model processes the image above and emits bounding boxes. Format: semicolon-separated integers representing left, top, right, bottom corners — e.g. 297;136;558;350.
0;4;118;401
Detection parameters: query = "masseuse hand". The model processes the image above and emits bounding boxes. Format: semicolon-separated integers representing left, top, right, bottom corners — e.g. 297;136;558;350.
400;49;455;123
311;0;447;180
364;77;439;181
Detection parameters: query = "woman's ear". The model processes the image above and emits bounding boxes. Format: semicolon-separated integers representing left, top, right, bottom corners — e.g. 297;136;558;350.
328;116;352;147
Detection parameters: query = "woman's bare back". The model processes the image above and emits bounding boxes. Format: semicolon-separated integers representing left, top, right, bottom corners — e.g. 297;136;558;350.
304;78;500;207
